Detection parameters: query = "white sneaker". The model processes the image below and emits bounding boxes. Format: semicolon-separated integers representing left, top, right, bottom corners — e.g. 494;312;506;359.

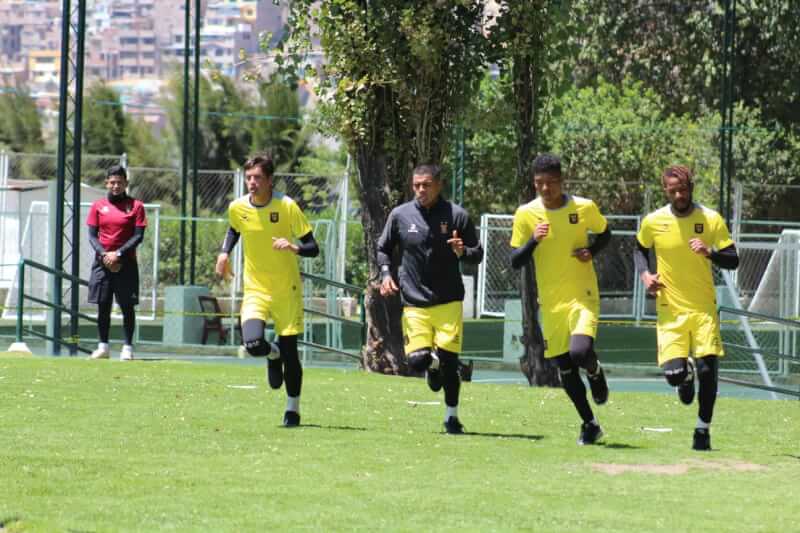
88;346;110;360
120;345;134;361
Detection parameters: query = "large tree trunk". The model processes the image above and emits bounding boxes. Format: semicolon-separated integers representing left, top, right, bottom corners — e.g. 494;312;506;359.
354;92;412;374
512;52;559;387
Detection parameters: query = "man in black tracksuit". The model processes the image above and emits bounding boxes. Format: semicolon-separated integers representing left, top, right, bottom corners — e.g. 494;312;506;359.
377;164;483;434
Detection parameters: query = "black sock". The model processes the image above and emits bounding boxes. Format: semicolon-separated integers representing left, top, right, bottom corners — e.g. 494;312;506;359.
697;356;719;424
97;300;112;343
438;349;460;409
555;353;595;423
281;335;302;398
121;304;136;345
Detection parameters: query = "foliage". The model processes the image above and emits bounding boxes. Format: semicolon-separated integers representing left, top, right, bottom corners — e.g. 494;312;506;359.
83;83;127;156
0;86;44;152
150;206;229;290
458;74;519;216
272;0;491;371
544;78;698;214
569;1;800;131
249;81;306;172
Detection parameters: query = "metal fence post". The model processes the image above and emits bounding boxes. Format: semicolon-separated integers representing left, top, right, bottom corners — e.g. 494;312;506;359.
8;259;31;353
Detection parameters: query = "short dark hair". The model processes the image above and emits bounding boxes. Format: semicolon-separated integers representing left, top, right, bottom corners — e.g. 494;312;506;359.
243;154;275;177
662;164;693;186
106;164;127;180
532;154;561;177
412;164;441;180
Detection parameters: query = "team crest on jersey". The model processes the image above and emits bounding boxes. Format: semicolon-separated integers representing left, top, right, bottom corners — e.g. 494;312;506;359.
270;212;279;223
440;221;448;234
569;213;578;224
101;205;109;213
408;223;418;233
694;223;704;234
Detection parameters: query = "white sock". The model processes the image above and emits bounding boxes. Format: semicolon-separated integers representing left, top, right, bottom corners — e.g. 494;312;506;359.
98;342;109;351
445;405;458;420
696;418;710;430
286;395;300;413
122;344;132;351
430;352;440;370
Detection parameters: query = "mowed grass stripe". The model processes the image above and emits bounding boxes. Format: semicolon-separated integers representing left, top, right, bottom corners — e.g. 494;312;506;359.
0;355;798;532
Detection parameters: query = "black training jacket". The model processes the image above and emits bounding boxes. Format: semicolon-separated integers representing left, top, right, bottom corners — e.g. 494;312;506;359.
377;197;483;307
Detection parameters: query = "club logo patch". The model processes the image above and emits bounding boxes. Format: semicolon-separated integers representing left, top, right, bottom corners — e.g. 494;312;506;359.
101;206;109;213
694;223;704;234
440;221;448;234
569;213;578;224
270;212;279;223
408;223;418;233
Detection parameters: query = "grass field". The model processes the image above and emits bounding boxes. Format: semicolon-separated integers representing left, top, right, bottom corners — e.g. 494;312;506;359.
1;354;798;532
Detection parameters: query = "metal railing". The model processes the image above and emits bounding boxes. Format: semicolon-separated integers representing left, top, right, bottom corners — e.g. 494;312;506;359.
14;258;96;354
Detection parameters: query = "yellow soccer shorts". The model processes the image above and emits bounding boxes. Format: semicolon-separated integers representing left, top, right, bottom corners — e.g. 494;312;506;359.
240;289;304;336
402;301;463;354
656;306;725;366
541;300;599;358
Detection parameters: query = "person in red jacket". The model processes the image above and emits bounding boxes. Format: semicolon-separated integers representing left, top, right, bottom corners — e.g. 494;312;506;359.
86;165;147;361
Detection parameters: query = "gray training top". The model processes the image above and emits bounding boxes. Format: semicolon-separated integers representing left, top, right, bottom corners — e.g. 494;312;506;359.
377;197;483;307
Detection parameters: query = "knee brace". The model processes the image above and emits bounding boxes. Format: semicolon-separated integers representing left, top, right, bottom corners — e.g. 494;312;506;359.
662;358;690;387
406;348;433;372
243;337;268;357
696;356;718;380
568;348;591;369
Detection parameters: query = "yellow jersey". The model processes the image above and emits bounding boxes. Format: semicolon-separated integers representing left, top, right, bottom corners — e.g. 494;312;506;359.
637;204;734;313
510;195;608;308
228;192;313;295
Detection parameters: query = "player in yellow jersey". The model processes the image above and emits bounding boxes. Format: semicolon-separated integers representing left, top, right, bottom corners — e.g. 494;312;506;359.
510;154;612;445
635;165;739;450
215;155;319;427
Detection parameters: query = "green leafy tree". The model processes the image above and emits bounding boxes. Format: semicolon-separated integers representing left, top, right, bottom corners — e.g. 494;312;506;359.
83;83;127;156
486;0;574;387
0;85;44;152
273;0;488;373
569;1;800;130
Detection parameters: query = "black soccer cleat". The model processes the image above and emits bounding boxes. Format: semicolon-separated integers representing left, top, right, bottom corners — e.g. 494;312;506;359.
678;358;696;405
427;367;443;392
588;365;609;405
577;422;604;445
443;416;464;435
266;357;283;390
283;410;301;427
692;428;711;451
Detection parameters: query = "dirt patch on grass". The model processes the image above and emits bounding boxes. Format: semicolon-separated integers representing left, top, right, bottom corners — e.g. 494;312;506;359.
592;459;767;476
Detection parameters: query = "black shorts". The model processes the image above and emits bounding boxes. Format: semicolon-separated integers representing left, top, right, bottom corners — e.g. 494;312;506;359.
88;257;140;306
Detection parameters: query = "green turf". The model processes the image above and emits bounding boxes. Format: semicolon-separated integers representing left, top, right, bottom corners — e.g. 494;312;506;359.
1;354;798;532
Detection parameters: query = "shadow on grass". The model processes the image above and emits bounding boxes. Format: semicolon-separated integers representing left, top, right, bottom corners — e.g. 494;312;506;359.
0;516;22;528
462;431;544;441
291;424;368;431
597;442;642;450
